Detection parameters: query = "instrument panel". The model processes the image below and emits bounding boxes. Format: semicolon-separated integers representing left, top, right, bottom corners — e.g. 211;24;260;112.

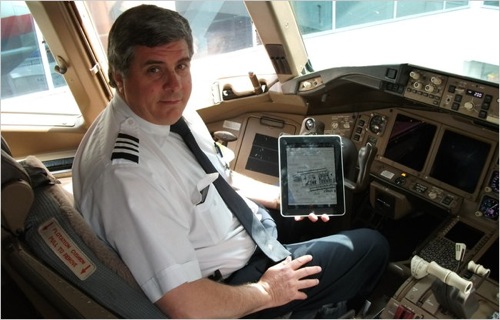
304;107;499;319
289;64;499;223
215;63;498;238
314;108;499;221
288;63;499;126
404;67;499;125
278;63;499;319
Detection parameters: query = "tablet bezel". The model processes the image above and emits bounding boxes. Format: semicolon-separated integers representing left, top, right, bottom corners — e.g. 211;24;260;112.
278;134;346;217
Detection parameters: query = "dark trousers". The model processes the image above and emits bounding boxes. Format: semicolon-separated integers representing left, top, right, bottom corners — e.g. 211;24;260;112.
225;228;390;318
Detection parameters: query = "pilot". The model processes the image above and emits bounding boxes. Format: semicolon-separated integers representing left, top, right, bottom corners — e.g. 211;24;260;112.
72;4;390;318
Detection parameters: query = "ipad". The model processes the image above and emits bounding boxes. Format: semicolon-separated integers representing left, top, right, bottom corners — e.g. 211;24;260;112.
278;135;345;217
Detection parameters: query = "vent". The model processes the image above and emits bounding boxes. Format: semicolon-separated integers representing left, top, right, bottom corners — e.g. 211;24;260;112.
245;133;279;177
42;157;74;172
265;44;292;75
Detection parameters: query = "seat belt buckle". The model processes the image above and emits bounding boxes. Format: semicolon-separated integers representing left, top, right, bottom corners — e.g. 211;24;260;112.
208;269;224;282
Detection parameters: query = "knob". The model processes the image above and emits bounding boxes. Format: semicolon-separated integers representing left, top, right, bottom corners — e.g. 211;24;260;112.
425;84;435;93
54;56;68;74
410;71;421;80
467;261;490;277
428;191;437;200
413;82;423;90
305;118;315;130
301;81;312;90
431;77;442;85
464;102;474;110
411;255;429;279
395;177;406;185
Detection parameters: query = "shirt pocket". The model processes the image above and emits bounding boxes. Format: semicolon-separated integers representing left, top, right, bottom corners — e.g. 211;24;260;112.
190;174;233;246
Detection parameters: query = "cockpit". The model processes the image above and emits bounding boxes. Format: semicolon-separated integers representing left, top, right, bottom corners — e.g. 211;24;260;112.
1;1;499;318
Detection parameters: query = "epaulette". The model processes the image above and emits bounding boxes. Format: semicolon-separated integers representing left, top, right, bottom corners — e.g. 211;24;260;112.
111;132;139;164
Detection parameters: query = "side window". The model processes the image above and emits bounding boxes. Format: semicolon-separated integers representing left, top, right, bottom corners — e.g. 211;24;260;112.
80;1;274;110
1;1;80;126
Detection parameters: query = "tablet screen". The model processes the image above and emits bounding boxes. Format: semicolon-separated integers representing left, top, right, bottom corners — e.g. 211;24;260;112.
278;135;345;217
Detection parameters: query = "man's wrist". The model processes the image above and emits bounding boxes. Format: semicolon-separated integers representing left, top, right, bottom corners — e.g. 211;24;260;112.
274;195;281;210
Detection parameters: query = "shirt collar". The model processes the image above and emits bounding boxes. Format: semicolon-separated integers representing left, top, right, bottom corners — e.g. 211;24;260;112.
111;93;173;136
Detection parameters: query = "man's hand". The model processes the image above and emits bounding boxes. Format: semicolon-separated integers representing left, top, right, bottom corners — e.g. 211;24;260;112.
294;212;330;223
256;255;322;307
156;255;321;318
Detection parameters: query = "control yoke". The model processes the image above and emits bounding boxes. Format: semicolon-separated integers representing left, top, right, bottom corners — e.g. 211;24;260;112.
299;117;376;193
213;131;238;146
348;142;376;193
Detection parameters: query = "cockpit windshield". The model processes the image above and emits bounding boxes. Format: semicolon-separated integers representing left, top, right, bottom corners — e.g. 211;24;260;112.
293;1;499;83
79;1;499;110
1;1;498;120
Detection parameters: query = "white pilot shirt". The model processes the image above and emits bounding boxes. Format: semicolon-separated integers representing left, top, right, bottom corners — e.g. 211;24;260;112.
72;94;258;302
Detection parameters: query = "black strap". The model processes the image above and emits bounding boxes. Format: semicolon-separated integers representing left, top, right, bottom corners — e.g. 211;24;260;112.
171;117;290;262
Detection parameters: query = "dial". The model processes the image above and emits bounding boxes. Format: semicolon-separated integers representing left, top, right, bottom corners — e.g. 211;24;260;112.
305;118;315;130
489;170;499;193
431;76;442;85
369;114;386;134
479;195;499;220
425;84;435;93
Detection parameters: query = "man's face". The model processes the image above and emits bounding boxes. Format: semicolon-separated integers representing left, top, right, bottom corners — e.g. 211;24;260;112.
113;40;192;125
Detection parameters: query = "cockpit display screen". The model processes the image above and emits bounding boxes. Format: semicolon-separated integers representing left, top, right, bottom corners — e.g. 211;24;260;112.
429;130;491;194
383;113;437;172
466;89;484;99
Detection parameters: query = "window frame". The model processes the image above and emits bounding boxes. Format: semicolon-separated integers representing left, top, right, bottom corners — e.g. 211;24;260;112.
1;1;111;132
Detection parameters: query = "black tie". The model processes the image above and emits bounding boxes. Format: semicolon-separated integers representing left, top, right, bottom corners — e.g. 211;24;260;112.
171;117;290;262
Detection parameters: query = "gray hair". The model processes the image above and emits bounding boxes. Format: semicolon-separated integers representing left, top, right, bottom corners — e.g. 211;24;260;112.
107;4;194;88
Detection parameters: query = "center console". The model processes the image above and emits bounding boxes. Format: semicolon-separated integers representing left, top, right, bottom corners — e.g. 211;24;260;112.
381;240;499;319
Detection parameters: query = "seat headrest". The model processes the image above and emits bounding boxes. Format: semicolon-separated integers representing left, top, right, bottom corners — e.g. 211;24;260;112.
1;149;34;235
1;149;30;185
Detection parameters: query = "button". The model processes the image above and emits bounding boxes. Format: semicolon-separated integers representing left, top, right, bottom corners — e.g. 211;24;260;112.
441;196;453;205
386;68;397;79
395;177;406;185
481;102;491;110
